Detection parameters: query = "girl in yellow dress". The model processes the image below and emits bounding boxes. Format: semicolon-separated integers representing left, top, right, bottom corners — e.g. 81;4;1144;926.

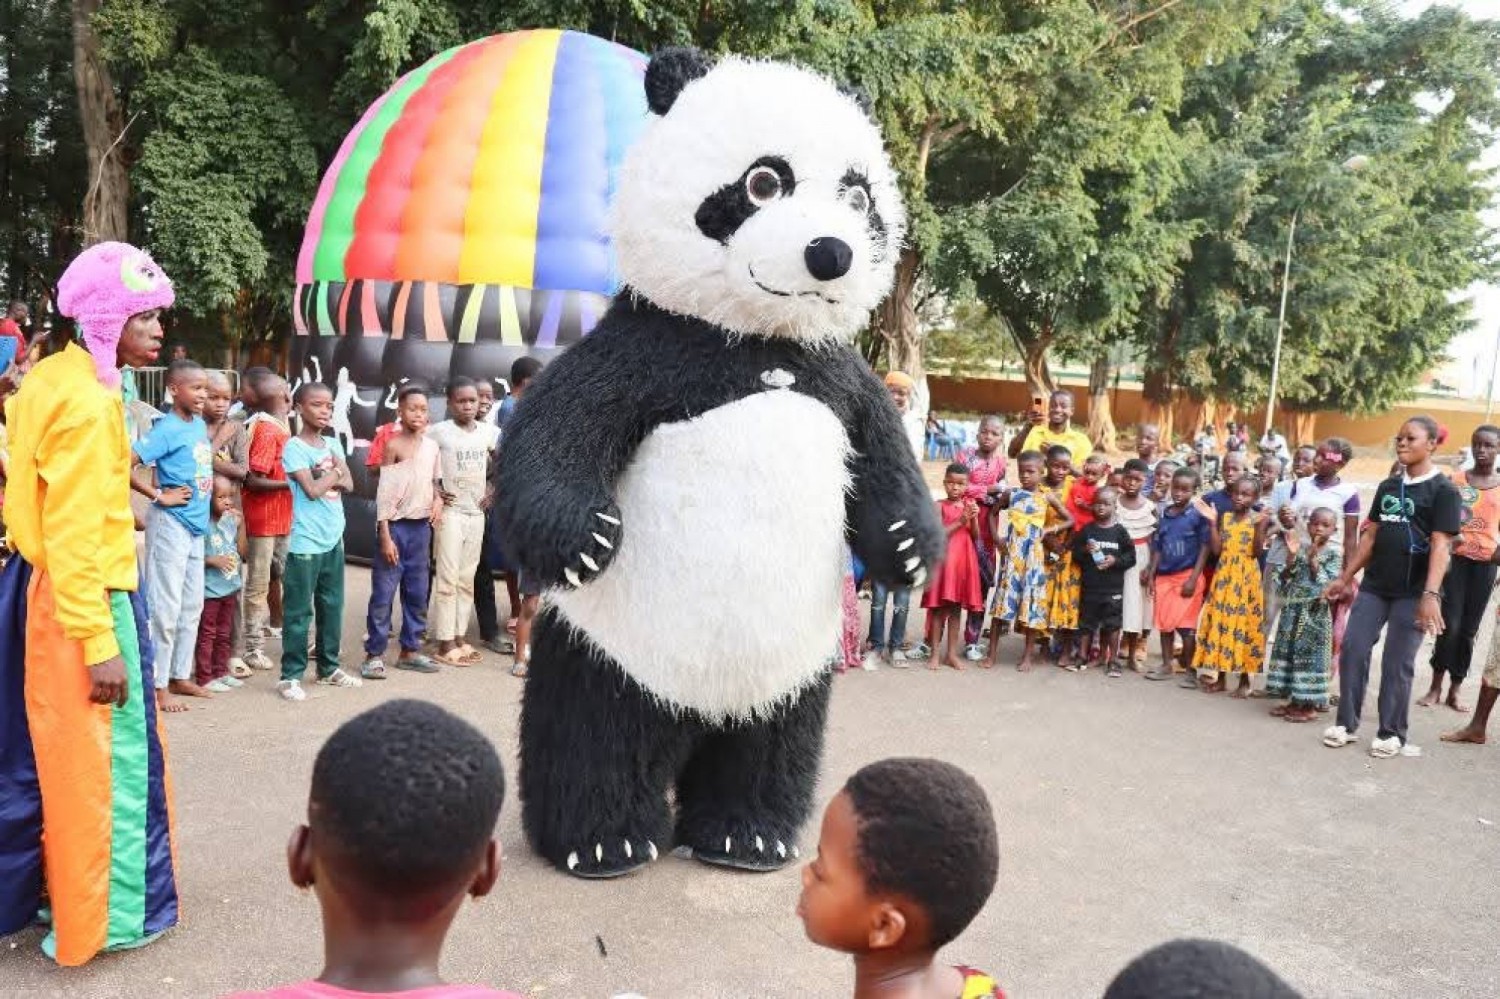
1040;445;1081;664
1193;475;1267;696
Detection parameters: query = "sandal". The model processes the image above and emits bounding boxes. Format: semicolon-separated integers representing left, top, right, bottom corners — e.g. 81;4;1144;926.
433;649;477;667
228;658;253;679
360;657;388;680
316;668;363;688
1269;704;1290;717
396;654;441;674
451;643;483;664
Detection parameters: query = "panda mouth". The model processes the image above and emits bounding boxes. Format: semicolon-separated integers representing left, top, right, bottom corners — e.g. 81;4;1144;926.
749;266;841;305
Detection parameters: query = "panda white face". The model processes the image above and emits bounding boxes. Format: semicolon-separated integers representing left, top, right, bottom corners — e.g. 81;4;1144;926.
612;54;906;343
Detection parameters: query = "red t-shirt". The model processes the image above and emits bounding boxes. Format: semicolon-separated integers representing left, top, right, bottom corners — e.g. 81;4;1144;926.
366;421;397;467
225;983;524;999
0;317;25;360
244;416;293;537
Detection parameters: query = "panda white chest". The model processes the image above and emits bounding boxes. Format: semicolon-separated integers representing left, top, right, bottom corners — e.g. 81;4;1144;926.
550;387;850;721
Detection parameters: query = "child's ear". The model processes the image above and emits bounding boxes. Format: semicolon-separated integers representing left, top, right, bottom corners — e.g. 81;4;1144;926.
287;824;315;889
866;901;909;951
468;838;501;899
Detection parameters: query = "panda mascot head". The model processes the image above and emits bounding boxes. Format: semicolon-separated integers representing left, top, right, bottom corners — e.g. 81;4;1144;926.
612;48;906;342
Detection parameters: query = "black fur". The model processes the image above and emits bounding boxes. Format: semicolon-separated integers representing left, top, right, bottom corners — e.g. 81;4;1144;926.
519;607;832;876
645;47;713;116
695;155;795;245
496;293;943;877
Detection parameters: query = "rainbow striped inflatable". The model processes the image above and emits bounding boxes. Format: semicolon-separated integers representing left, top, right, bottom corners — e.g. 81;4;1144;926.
293;28;648;346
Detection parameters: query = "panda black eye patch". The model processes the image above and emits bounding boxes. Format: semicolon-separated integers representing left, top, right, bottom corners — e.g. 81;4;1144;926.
695;155;796;244
840;167;887;253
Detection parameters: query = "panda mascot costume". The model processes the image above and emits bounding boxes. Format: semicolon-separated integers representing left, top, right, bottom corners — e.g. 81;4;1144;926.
496;47;944;879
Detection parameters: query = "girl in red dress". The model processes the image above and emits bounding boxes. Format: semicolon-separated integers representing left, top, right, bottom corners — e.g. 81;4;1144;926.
924;463;985;670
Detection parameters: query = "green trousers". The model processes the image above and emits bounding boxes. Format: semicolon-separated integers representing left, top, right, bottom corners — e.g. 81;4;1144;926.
280;542;344;683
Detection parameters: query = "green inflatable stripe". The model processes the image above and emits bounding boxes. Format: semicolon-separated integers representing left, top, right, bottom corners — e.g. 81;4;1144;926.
312;45;464;279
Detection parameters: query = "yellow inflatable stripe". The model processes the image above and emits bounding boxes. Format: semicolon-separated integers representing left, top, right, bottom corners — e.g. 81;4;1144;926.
459;30;560;285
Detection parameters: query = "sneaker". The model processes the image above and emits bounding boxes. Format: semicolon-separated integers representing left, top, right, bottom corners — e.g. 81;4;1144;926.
277;680;306;702
1322;725;1358;748
220;675;245;689
907;642;932;660
203;678;233;693
861;650;881;672
1106;662;1123;678
242;650;273;671
316;668;363;688
963;644;986;662
1368;736;1403;759
266;625;283;639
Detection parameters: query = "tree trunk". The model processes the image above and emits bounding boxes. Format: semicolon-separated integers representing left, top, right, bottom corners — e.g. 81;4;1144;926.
1290;410;1317;447
1087;353;1116;452
877;247;923;378
73;0;129;245
1141;365;1174;445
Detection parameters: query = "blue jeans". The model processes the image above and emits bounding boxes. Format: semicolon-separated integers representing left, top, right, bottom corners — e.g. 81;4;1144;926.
866;583;910;652
143;505;205;688
365;519;431;657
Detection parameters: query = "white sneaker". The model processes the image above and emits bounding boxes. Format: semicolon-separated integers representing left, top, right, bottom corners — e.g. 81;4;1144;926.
1368;736;1402;759
242;650;273;671
221;675;245;689
861;651;881;672
1322;725;1358;748
316;668;363;688
278;680;306;702
964;644;987;662
266;626;283;639
203;679;233;693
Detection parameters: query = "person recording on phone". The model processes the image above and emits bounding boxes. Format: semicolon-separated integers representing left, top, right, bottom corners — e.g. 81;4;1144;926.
1007;388;1095;471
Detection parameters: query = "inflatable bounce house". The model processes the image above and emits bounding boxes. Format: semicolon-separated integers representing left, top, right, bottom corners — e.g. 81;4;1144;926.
291;29;648;559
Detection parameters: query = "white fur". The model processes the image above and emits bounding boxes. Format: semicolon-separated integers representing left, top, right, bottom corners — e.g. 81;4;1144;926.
612;57;906;342
550;390;850;721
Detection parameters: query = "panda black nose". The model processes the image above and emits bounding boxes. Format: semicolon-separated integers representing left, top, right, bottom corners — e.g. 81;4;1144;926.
804;237;853;281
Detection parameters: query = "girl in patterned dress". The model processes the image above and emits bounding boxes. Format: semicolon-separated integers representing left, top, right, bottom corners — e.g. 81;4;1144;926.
984;451;1073;671
1040;445;1079;664
1193;475;1268;696
1266;507;1341;721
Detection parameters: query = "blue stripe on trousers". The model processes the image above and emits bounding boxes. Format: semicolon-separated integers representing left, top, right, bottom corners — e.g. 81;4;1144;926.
129;578;178;934
0;556;41;935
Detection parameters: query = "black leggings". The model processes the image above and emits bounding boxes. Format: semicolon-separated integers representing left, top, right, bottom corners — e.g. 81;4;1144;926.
1430;555;1498;683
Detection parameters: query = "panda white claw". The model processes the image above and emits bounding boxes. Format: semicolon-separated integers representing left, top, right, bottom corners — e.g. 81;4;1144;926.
595;843;603;863
564;567;582;588
724;836;732;853
624;840;633;859
567;851;579;871
591;532;614;549
888;520;907;532
897;538;914;552
904;557;920;573
776;840;787;859
755;835;765;853
792;846;801;859
912;567;928;587
647;840;659;862
596;511;622;526
580;553;599;572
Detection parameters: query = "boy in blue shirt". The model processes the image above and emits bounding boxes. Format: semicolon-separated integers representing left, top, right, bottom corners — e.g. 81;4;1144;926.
278;382;360;702
1141;467;1211;686
131;358;214;712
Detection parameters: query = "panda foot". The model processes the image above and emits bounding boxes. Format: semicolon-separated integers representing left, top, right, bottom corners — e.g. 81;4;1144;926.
686;829;799;873
561;836;660;880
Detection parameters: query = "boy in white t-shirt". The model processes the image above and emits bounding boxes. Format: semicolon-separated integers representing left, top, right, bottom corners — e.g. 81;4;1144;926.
429;377;501;666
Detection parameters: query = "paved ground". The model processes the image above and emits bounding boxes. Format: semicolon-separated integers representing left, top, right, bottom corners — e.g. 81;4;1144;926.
4;563;1499;999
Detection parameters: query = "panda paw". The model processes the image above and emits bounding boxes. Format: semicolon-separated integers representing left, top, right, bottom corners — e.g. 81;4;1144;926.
687;828;800;873
562;835;660;880
887;518;928;587
559;502;623;589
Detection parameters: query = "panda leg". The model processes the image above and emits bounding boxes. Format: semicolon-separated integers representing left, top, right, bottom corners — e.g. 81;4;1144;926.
673;672;832;872
519;607;694;878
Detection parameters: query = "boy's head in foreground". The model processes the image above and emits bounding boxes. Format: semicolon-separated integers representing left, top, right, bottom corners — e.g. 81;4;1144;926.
799;758;998;958
289;699;504;937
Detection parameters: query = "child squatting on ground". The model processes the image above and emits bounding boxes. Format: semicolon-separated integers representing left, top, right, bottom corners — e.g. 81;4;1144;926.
798;758;1005;999
279;382;359;702
226;699;521;998
131;358;215;712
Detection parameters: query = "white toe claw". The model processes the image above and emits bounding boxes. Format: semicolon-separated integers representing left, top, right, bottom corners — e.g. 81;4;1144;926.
567;851;579;871
564;567;582;588
792;845;801;859
596;511;621;525
591;532;614;549
595;843;603;863
580;552;599;572
647;840;659;862
755;835;765;854
912;567;928;587
888;520;907;532
897;538;914;551
624;840;633;859
776;840;787;859
904;557;920;573
724;836;732;854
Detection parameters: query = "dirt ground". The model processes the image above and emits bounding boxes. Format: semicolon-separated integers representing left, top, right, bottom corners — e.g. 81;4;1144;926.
3;552;1498;998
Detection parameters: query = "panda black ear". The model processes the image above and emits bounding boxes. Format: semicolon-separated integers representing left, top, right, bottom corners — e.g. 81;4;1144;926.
645;47;713;116
839;84;874;118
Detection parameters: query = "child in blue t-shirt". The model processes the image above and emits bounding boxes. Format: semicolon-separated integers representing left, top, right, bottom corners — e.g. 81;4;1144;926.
278;382;359;702
195;475;246;692
131;359;214;713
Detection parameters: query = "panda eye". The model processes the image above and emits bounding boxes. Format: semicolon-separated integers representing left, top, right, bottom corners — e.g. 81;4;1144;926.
745;167;784;206
841;186;871;215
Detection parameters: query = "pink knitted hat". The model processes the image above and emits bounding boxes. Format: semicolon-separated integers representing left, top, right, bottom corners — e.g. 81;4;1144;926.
56;241;174;388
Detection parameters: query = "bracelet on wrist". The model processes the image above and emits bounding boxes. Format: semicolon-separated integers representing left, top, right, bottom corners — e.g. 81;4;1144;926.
1422;589;1442;600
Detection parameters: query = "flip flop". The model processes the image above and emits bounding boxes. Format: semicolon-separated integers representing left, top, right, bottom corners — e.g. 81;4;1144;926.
396;655;440;674
433;649;477;667
452;643;483;664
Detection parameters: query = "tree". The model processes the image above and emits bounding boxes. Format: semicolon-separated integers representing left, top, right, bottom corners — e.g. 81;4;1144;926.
73;0;129;244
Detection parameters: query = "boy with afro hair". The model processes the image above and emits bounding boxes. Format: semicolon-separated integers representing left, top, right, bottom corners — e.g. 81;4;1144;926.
798;758;1005;998
227;699;521;997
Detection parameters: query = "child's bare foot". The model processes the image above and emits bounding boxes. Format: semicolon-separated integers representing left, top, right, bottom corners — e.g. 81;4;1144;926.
1416;687;1442;708
1204;676;1227;694
1230;677;1252;699
979;656;996;670
926;657;941;671
156;688;189;713
1016;656;1033;673
944;656;965;671
168;678;213;699
1446;691;1468;713
1441;724;1487;745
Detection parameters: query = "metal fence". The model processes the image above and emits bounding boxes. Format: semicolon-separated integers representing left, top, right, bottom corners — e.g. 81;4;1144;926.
131;366;239;412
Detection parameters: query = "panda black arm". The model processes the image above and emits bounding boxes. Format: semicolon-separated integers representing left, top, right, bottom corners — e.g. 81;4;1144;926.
494;327;645;588
839;358;945;587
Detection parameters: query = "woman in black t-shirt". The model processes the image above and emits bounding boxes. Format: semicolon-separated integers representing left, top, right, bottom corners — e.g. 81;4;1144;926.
1321;416;1463;758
